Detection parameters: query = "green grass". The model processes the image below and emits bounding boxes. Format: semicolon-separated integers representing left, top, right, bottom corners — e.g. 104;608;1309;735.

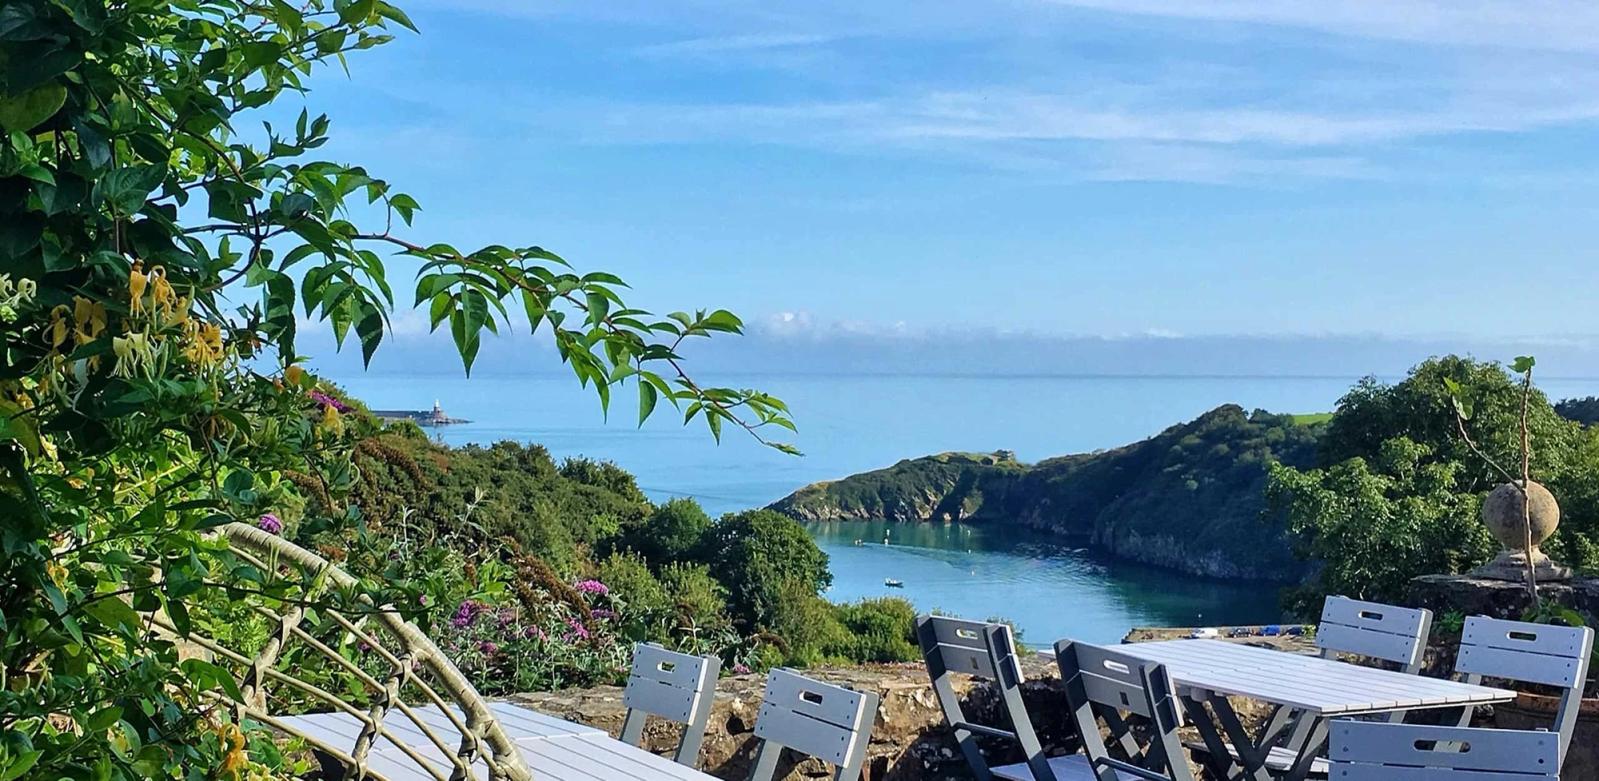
1289;412;1334;426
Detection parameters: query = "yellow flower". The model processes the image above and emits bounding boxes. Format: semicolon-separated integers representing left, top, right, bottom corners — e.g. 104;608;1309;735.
319;402;343;435
166;296;191;330
111;335;136;377
284;365;305;387
217;721;248;779
149;266;175;318
72;296;107;346
128;261;147;315
48;305;70;349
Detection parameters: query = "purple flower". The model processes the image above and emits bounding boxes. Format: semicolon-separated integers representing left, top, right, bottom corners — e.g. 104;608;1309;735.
590;608;616;621
257;513;283;535
418;594;429;607
733;664;751;675
478;641;500;656
573;579;609;597
309;390;352;413
523;626;547;641
563;617;590;642
451;600;488;629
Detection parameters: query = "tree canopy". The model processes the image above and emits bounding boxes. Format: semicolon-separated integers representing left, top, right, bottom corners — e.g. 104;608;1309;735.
0;1;794;777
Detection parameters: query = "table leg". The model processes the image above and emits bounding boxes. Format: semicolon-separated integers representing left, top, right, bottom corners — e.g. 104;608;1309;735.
1278;716;1327;781
1183;693;1244;780
1211;696;1275;781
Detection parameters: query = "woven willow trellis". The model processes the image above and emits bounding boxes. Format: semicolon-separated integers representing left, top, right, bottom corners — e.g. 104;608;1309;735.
150;522;535;781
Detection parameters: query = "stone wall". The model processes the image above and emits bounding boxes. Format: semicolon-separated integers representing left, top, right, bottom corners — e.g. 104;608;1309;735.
508;657;1080;781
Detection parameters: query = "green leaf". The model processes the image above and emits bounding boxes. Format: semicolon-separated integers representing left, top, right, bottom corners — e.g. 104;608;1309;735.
84;706;124;732
0;398;40;457
0;750;40;781
335;0;377;24
95;164;166;214
242;41;284;69
1511;355;1536;374
637;379;658;426
0;83;66;132
82;596;140;633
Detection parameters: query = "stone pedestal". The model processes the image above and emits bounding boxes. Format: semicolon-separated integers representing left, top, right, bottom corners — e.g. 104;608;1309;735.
1407;573;1599;620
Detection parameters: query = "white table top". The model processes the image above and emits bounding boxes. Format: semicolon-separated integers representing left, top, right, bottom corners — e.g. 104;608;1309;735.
1107;639;1516;717
279;701;715;781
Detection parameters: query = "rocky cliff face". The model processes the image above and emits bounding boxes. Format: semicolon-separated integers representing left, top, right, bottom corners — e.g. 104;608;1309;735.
769;406;1322;581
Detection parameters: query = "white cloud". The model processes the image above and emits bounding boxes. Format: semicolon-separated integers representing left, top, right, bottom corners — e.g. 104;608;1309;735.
1042;1;1599;53
633;33;844;57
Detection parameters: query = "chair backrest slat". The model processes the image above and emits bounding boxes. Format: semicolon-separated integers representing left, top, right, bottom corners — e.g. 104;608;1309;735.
1056;640;1193;781
619;643;719;766
922;615;1016;681
916;615;1050;781
1457;617;1592;688
623;643;715;722
749;669;878;781
1329;721;1558;779
1316;596;1432;670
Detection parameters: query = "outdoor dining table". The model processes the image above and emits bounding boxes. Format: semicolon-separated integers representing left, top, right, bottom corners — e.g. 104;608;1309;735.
1102;639;1516;781
280;700;717;781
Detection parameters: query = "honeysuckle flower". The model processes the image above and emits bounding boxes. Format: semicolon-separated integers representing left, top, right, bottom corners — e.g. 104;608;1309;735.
111;335;137;377
15;277;35;300
72;296;106;346
149;267;177;319
128;261;147;315
48;305;70;349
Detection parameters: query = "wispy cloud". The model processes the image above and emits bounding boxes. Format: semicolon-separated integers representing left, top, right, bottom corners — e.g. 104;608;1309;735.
1042;1;1599;53
634;33;844;57
370;0;1599;184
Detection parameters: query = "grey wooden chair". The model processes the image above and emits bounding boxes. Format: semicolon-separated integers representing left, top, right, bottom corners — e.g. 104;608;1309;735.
916;615;1054;781
1328;720;1558;779
746;668;879;781
1316;596;1433;675
619;643;720;767
993;641;1194;781
1452;616;1594;768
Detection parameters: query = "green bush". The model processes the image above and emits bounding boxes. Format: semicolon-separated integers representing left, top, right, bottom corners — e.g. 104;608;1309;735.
696;509;832;631
830;598;920;663
611;497;713;566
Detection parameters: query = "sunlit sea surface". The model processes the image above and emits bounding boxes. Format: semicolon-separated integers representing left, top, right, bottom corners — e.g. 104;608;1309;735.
333;372;1599;644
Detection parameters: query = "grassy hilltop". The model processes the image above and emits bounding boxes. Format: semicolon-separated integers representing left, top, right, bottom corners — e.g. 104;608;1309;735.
770;405;1324;581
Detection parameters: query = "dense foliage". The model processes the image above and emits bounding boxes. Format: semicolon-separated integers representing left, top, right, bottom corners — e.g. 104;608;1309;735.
1269;357;1599;611
336;426;915;687
1556;396;1599;427
0;2;804;778
772;406;1323;580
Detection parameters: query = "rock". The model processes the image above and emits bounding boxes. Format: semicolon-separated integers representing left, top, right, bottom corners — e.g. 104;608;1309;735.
1407;574;1599;620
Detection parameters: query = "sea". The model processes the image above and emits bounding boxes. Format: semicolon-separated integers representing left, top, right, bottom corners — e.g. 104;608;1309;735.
333;372;1599;645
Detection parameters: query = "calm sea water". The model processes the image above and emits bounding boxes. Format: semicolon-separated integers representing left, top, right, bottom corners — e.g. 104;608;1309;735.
333;372;1599;644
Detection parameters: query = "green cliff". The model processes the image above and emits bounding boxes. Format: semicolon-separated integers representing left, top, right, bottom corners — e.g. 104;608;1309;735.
770;405;1323;581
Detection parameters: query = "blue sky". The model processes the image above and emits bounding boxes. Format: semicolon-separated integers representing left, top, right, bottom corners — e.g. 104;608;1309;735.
287;0;1599;357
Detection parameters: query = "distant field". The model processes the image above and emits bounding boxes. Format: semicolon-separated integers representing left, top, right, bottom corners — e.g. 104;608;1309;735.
1290;412;1334;426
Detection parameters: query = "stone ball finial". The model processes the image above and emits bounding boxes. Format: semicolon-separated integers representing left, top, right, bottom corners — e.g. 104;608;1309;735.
1472;480;1571;582
1481;480;1560;550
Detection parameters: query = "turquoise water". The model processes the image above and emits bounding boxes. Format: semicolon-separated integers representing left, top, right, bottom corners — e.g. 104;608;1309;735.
812;520;1284;645
331;372;1599;643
